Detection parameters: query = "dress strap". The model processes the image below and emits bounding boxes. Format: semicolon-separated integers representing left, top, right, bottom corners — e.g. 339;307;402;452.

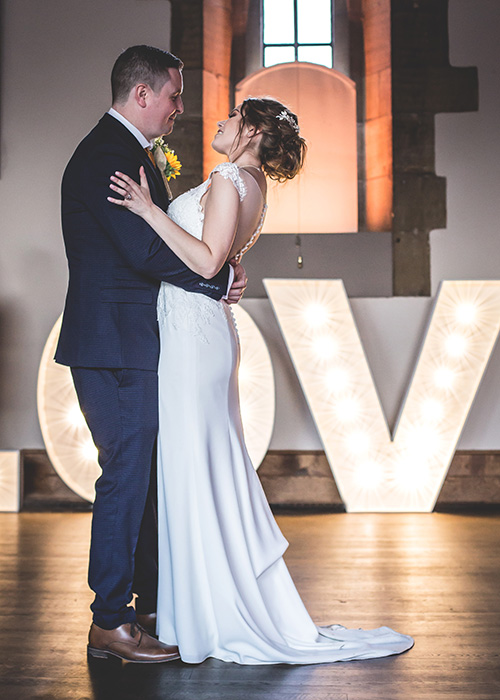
239;165;266;202
210;162;247;201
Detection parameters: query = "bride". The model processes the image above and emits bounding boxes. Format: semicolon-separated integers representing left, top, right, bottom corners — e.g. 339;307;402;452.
108;97;414;665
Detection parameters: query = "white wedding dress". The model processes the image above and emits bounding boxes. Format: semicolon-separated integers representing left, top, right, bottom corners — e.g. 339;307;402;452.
155;162;414;664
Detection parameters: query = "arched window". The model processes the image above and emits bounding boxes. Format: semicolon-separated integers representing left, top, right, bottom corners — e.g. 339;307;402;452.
263;0;334;68
235;62;357;234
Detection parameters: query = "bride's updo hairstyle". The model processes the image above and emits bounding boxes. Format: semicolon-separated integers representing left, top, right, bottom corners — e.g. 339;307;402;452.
238;98;306;182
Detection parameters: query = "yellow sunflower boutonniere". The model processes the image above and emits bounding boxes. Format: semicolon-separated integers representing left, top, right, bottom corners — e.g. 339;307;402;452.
152;136;182;199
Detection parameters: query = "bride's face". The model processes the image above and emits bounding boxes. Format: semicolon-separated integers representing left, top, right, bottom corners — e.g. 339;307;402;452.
212;105;250;157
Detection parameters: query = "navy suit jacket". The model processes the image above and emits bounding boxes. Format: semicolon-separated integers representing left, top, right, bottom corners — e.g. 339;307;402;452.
55;114;230;370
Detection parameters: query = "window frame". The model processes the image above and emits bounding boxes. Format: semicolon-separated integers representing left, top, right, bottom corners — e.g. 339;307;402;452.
261;0;335;68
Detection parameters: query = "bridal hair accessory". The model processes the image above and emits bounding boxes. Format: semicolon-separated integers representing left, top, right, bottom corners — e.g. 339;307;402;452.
276;109;300;133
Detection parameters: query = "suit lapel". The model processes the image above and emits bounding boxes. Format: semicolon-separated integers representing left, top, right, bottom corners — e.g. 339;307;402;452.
142;152;171;210
100;114;171;211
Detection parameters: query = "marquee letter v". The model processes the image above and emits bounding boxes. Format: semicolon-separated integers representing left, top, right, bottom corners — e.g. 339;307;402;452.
265;280;500;512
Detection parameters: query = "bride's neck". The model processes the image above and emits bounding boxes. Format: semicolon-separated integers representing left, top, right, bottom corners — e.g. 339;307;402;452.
230;156;262;170
227;143;262;170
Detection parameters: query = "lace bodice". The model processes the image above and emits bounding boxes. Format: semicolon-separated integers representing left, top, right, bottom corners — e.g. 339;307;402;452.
158;162;266;342
166;162;267;258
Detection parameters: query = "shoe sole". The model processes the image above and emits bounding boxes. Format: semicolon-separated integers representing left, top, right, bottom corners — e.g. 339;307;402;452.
87;646;180;663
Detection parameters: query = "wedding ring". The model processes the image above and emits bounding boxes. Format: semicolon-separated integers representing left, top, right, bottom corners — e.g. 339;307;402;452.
126;193;132;200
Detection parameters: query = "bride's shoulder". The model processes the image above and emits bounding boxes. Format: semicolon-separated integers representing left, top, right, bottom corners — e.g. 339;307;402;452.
209;162;247;201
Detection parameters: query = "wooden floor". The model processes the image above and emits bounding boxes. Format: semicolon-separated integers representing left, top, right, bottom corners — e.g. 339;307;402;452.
1;512;499;700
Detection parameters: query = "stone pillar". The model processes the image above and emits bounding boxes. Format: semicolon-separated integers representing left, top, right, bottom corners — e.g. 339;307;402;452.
169;0;234;189
391;0;478;296
363;0;393;233
170;0;204;195
203;0;232;176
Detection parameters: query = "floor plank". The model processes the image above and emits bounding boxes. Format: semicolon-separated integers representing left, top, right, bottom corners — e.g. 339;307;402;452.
1;512;499;699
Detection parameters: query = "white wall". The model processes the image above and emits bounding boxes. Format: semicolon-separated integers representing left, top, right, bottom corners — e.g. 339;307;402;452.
0;0;172;448
431;0;500;290
431;0;500;448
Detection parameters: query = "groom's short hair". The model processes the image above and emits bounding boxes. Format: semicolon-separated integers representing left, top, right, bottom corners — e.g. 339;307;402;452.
111;45;183;104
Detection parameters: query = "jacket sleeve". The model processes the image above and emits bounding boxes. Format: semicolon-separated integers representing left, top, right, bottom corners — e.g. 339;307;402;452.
65;142;230;297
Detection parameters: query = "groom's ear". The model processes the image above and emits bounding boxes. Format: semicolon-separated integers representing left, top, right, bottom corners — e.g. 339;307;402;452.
134;83;149;108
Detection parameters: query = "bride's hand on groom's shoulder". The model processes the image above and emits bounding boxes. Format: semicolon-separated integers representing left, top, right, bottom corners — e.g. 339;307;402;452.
108;167;154;220
226;260;247;305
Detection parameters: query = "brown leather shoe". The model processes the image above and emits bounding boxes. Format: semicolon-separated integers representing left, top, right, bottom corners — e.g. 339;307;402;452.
87;622;180;663
136;612;157;637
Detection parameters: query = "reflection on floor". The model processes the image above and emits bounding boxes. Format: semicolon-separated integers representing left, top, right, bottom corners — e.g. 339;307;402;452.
1;512;499;699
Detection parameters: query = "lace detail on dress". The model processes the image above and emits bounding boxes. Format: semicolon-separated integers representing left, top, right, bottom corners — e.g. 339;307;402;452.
167;182;206;237
211;162;247;201
157;283;224;344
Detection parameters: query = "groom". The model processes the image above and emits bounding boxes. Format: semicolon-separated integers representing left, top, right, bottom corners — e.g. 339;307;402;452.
55;45;246;662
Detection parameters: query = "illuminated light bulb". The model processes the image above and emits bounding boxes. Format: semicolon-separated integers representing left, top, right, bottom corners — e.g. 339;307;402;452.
434;366;455;389
325;367;349;393
313;335;337;360
335;397;360;422
455;303;476;325
304;303;329;328
67;404;85;427
444;333;467;357
82;442;98;461
356;460;384;489
420;398;444;423
345;431;371;455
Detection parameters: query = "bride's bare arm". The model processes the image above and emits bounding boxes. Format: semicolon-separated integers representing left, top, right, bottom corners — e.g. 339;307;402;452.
108;167;240;279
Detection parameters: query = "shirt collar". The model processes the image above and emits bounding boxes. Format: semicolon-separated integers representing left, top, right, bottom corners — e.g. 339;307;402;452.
108;108;152;149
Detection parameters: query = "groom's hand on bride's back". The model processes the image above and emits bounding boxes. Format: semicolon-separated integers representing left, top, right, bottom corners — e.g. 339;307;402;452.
226;259;247;304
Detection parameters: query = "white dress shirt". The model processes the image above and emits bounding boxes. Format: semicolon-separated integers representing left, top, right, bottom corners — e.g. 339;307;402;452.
108;108;151;148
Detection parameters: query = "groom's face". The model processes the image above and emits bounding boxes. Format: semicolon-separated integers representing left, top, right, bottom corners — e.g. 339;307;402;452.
145;68;184;139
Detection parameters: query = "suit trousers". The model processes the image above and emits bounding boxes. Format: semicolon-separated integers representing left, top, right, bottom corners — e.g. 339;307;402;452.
71;367;159;629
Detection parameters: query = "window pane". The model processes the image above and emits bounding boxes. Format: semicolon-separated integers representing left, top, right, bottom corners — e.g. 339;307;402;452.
297;45;333;68
263;0;295;45
297;0;332;44
264;46;296;68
